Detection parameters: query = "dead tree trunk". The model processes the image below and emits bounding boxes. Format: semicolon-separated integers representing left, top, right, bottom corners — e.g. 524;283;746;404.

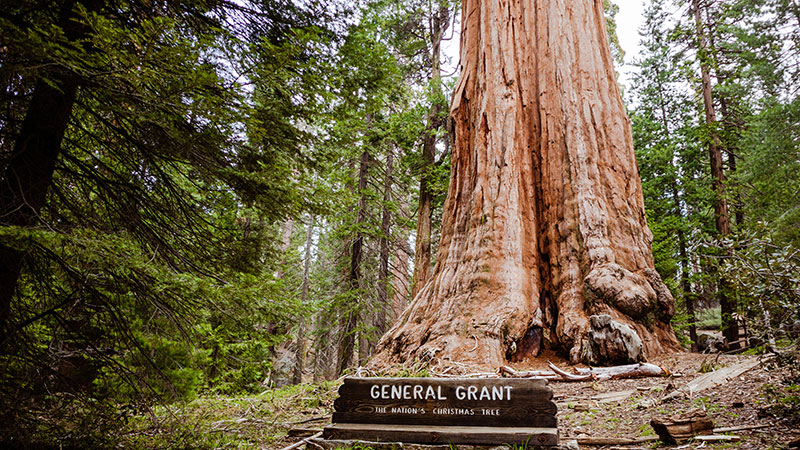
293;215;314;384
267;219;295;387
371;0;679;369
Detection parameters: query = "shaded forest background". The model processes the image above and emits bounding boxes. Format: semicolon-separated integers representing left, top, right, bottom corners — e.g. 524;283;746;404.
0;0;798;447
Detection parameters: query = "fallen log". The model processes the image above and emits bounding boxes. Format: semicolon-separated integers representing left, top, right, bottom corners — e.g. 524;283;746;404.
573;363;668;380
499;365;559;379
659;358;761;403
500;362;668;382
549;362;595;381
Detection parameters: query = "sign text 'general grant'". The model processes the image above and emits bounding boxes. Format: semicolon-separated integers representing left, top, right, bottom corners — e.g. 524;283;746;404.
369;383;513;401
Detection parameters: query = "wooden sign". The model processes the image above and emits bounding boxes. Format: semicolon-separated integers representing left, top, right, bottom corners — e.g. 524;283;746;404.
323;377;558;446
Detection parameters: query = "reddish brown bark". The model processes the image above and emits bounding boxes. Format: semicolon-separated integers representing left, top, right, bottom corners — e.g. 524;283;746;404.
371;0;680;369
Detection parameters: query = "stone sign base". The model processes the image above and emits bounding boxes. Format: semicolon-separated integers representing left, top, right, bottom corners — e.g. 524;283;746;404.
322;423;559;446
312;437;578;450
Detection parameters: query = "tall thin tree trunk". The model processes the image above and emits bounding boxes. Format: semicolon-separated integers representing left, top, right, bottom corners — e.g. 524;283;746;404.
293;216;314;384
371;0;679;369
391;193;412;324
338;149;369;374
266;218;294;386
391;241;410;323
0;0;103;348
655;68;697;351
718;97;744;226
691;0;738;348
412;1;451;297
707;14;744;228
377;148;395;335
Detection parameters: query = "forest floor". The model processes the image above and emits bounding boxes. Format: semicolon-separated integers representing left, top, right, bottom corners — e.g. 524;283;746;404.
549;352;799;449
120;351;800;449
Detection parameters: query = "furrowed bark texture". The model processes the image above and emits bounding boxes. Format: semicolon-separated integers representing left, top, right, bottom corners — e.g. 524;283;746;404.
371;0;679;368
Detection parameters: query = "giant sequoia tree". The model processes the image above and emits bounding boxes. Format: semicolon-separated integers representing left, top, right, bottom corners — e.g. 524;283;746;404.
371;0;681;368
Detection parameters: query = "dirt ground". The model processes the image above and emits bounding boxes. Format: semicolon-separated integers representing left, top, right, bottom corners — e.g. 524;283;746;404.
529;352;799;449
270;352;799;450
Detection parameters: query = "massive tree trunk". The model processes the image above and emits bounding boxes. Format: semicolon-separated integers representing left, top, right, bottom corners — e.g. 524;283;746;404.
371;0;679;369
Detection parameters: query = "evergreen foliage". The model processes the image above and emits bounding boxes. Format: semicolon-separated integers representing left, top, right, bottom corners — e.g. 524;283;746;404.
630;0;800;350
0;0;343;444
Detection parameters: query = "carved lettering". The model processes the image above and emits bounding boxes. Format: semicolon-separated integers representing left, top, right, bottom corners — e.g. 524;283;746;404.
372;384;476;401
331;377;556;430
467;385;478;400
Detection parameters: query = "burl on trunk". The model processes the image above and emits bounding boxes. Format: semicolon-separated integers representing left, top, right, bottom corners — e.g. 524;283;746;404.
370;0;680;369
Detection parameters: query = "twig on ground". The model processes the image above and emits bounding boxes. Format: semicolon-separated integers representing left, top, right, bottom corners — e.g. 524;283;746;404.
713;424;769;433
569;423;768;446
549;361;595;381
462;372;498;378
306;439;325;450
292;416;329;425
279;431;323;450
